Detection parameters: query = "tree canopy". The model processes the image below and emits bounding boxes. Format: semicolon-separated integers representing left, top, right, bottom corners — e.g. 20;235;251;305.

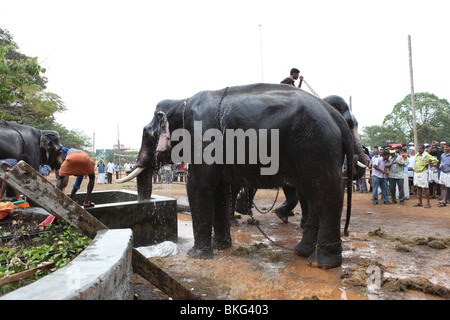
0;28;91;151
361;92;450;147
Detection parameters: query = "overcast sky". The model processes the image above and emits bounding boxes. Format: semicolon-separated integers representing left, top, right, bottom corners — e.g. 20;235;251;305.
1;0;449;149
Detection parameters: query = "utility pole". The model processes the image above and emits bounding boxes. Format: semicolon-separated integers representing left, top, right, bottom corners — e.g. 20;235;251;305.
349;96;352;112
259;24;264;83
117;124;121;177
408;35;419;148
92;132;95;155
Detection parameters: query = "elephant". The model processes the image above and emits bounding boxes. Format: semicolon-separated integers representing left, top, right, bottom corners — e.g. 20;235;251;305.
234;95;367;229
0;121;62;171
118;83;367;269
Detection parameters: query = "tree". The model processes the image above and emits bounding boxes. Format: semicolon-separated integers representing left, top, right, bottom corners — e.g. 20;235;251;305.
361;92;450;146
0;28;91;151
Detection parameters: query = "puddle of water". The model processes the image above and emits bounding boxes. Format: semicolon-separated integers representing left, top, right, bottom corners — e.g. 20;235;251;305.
174;213;448;300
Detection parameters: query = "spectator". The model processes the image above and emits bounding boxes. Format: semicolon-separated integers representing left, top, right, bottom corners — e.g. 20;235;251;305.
97;160;106;184
371;150;390;205
124;161;132;176
106;160;115;184
39;164;51;179
115;161;121;179
413;144;438;208
164;164;172;184
429;150;440;199
407;147;416;196
386;146;406;204
399;148;410;200
438;142;450;207
437;141;446;201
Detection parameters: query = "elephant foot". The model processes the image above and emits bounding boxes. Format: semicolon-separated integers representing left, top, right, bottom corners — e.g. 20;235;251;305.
187;246;214;259
235;200;253;215
230;217;240;226
307;240;343;269
294;224;318;257
274;206;289;223
212;235;232;250
294;241;315;257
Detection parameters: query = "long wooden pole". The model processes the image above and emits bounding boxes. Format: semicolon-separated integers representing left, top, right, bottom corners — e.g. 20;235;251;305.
408;35;419;148
0;161;197;300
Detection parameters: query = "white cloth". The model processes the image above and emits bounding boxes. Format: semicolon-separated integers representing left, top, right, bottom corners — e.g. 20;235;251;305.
429;168;439;183
414;171;429;188
97;173;106;184
136;241;180;258
440;171;450;187
408;155;416;178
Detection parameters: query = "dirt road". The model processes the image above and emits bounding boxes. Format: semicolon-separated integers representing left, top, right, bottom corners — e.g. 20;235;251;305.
64;175;449;300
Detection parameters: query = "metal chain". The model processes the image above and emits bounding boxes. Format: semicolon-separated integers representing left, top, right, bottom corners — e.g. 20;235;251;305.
255;223;293;251
252;188;279;214
216;87;229;131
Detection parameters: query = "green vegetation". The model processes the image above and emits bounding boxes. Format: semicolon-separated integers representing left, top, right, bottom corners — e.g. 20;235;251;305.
0;28;91;151
361;92;450;147
0;221;91;295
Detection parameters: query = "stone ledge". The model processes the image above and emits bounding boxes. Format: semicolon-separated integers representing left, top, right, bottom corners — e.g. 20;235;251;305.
1;228;133;300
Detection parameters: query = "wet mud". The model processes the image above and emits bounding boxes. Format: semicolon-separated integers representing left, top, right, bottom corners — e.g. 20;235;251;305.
130;185;449;300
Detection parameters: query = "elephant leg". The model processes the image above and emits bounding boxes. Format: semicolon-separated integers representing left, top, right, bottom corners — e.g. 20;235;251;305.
306;185;344;269
298;191;308;228
235;188;255;215
294;197;318;258
186;169;217;259
274;186;298;223
230;185;241;226
212;182;232;249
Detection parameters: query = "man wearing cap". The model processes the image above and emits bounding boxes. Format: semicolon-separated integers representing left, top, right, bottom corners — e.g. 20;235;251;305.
386;146;406;204
56;147;96;208
281;68;304;88
438;142;450;207
413;144;438;208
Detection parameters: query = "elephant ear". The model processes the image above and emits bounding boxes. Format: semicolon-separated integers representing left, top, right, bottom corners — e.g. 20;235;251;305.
155;111;171;153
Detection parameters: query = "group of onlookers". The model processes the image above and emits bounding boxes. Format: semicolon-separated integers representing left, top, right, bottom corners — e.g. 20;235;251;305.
96;160;136;184
364;141;450;208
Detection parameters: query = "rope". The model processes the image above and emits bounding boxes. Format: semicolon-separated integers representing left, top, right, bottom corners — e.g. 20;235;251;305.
302;80;321;98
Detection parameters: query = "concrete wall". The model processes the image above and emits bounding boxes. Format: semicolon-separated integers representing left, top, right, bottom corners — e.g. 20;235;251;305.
71;191;177;247
1;229;133;300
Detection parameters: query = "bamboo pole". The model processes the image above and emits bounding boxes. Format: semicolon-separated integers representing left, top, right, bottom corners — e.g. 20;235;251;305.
408;35;419;148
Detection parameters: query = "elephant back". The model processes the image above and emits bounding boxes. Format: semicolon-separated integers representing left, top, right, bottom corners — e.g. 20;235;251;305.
0;121;45;170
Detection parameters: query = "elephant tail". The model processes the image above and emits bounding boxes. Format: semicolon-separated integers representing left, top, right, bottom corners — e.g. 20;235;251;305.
343;129;354;237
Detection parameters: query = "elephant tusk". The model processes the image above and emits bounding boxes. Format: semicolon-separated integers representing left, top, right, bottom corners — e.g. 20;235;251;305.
116;167;145;183
356;161;367;168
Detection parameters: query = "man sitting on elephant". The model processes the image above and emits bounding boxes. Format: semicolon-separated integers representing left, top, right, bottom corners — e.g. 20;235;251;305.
56;147;96;208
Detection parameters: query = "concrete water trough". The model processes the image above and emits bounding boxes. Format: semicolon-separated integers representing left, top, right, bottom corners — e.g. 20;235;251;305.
68;190;178;247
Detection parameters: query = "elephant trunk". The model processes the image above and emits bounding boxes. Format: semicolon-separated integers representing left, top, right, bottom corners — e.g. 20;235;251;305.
136;167;153;200
351;127;367;181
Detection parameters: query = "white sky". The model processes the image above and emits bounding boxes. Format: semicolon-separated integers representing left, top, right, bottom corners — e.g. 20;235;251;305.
1;0;449;149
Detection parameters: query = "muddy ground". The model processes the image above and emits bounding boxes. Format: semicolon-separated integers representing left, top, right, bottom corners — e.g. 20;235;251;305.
63;175;449;300
128;182;449;301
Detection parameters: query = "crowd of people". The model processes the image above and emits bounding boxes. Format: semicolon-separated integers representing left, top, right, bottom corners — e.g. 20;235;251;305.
96;160;137;184
152;163;187;184
359;141;450;208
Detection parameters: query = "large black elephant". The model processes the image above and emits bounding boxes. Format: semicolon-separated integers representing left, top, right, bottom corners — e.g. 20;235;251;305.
0;121;62;171
235;95;367;228
118;84;366;269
